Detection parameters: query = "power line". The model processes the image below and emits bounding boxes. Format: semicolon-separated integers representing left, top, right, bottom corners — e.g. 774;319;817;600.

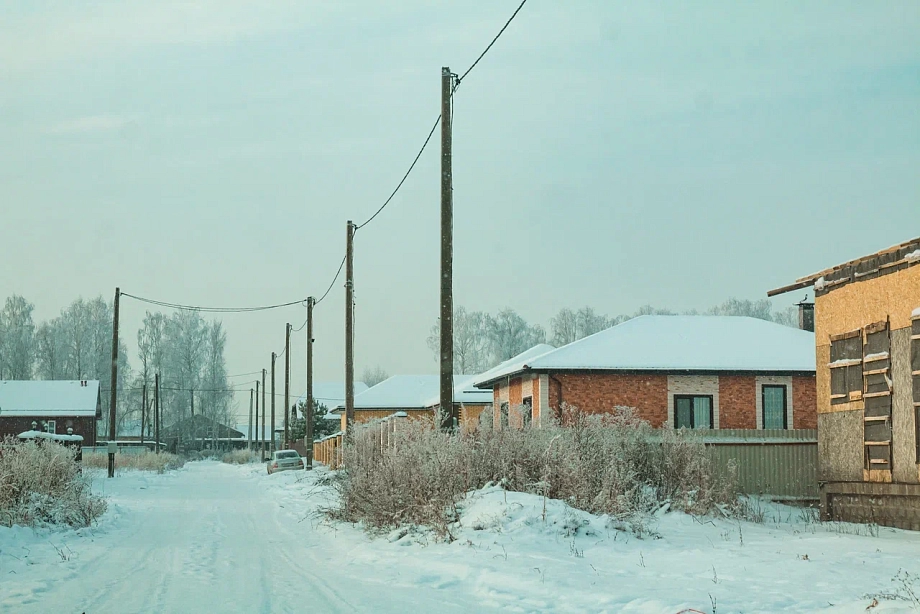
121;292;308;313
226;371;262;378
455;0;528;87
313;254;346;307
354;114;442;230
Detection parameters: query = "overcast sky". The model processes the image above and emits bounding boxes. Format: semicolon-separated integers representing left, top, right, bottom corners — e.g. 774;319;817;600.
1;1;918;416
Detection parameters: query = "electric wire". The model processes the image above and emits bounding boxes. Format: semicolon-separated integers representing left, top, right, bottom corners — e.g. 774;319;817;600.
121;292;307;313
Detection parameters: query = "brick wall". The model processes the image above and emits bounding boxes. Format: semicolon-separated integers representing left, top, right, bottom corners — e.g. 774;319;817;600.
793;376;818;429
0;415;97;446
549;373;669;427
719;376;757;429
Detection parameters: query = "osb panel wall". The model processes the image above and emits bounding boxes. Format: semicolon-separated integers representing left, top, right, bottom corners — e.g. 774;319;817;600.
817;409;864;482
815;264;920;340
891;329;919;483
816;343;866;416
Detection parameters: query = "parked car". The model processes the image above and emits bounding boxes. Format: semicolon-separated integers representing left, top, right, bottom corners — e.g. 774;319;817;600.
267;449;304;474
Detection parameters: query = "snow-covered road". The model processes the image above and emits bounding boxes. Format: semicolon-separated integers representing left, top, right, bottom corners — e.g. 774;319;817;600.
0;462;464;613
3;461;920;613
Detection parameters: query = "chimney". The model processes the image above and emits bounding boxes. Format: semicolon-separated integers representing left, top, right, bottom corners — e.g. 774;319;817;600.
797;297;815;332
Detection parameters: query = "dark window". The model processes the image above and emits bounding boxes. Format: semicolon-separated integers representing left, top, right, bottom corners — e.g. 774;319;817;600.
500;403;509;429
522;396;533;427
762;385;787;429
829;330;863;404
674;395;713;429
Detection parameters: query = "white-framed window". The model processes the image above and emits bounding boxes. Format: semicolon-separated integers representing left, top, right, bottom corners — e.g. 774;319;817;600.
755;376;793;430
45;420;57;434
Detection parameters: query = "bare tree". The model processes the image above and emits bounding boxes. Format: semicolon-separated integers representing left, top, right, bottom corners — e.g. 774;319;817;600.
427;305;493;374
0;295;36;379
486;309;546;363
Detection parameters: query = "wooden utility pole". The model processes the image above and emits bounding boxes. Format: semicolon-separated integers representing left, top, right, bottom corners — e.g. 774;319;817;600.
345;221;355;431
140;384;147;446
439;67;456;431
154;373;160;454
108;287;120;478
255;380;260;457
261;369;267;460
271;352;276;453
248;388;254;451
306;296;315;469
284;323;291;448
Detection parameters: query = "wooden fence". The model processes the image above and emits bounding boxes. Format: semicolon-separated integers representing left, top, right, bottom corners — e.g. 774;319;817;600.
313;412;409;469
701;429;818;501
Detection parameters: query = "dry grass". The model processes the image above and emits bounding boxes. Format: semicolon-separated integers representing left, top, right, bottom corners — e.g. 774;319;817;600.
221;449;261;464
328;405;738;537
0;437;107;527
82;450;185;473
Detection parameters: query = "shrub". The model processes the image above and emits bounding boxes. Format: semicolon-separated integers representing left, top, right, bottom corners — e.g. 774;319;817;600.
0;437;107;527
221;449;262;464
328;405;737;537
82;450;185;473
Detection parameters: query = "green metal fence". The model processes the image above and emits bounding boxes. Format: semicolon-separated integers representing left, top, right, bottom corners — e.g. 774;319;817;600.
700;429;818;501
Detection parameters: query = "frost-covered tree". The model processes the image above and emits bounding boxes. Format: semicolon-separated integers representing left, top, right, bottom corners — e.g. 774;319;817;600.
486;309;546;363
360;365;389;388
551;307;611;346
34;318;66;380
427;306;493;374
0;295;36;379
706;298;774;320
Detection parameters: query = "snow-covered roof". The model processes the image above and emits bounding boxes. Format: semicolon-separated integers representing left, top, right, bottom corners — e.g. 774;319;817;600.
475;317;816;387
18;430;84;442
295;382;369;409
0;380;101;417
471;344;556;389
331;374;491;413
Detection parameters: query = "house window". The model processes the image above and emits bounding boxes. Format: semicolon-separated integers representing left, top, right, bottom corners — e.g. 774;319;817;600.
829;330;863;404
762;385;787;429
500;403;509;429
522;397;533;427
45;420;57;434
674;395;713;429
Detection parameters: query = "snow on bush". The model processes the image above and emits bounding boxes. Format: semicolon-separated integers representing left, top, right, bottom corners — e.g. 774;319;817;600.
0;436;106;528
82;450;185;473
221;449;262;464
327;405;737;538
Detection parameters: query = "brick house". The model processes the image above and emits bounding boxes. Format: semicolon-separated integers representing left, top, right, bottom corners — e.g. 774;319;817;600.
769;236;920;529
332;374;492;431
0;380;101;446
474;316;817;431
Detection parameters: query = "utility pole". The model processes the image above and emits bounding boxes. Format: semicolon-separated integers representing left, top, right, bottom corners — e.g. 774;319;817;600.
439;67;456;431
108;287;120;478
261;368;267;460
284;323;291;449
306;296;315;469
345;221;355;431
271;352;276;453
255;380;260;458
140;384;147;446
154;373;160;454
248;388;254;451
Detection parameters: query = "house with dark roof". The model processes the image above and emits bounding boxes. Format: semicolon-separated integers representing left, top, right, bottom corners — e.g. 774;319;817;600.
0;380;101;446
474;316;817;431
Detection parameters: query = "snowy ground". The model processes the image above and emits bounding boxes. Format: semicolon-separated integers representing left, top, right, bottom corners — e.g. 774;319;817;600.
1;462;919;613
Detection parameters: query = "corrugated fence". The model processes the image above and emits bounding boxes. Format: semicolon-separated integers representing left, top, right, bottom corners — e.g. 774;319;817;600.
702;429;818;501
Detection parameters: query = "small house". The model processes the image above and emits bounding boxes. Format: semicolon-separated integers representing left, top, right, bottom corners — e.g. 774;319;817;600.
769;237;920;528
331;374;493;430
474;316;817;431
0;380;101;446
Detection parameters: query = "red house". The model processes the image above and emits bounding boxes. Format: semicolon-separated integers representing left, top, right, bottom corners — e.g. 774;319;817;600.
474;316;817;431
0;380;101;446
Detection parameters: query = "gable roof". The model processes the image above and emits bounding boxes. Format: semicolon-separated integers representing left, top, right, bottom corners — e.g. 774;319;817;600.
475;316;815;387
332;374;492;413
0;380;101;417
161;415;244;440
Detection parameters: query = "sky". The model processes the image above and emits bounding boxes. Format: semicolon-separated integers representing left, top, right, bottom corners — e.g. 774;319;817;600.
1;1;918;418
